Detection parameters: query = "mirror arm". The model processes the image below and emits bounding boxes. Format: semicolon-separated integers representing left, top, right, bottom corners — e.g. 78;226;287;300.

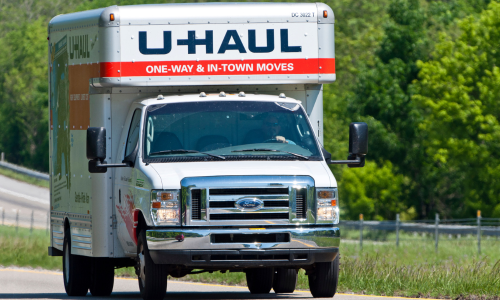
328;156;363;165
95;160;131;168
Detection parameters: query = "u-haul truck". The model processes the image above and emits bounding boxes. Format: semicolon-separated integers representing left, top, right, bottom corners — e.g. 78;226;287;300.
48;3;368;300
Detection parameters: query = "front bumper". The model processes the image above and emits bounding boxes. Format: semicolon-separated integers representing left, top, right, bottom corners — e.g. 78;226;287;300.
146;226;340;267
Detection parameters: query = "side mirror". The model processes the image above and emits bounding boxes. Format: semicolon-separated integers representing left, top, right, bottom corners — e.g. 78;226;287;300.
87;127;106;161
87;127;131;173
347;122;368;168
328;122;368;167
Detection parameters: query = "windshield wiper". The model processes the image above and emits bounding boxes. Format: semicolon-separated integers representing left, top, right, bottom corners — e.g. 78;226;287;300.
149;149;225;160
231;148;309;160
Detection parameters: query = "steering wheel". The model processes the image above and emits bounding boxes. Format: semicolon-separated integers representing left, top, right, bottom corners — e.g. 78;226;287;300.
263;138;282;143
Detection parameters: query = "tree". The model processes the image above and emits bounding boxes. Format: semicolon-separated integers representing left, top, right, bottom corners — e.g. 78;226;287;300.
413;1;500;217
0;20;49;171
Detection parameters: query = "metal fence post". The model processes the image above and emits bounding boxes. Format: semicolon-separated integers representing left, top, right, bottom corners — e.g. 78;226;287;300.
396;213;400;247
1;152;4;162
15;209;19;232
359;214;364;250
30;210;34;234
435;213;439;253
477;210;481;255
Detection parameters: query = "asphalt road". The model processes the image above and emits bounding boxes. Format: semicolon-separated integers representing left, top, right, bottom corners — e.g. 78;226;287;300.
0;174;49;229
0;268;417;300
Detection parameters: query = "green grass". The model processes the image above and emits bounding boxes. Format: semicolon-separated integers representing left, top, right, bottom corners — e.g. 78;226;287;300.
2;225;499;298
0;166;49;188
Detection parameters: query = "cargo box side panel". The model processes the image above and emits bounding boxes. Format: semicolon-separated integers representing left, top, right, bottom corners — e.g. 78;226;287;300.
49;22;101;256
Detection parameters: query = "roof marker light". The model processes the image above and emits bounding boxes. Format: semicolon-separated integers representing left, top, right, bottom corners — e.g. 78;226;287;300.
157;94;164;100
323;10;328;18
239;92;246;97
110;13;115;21
200;92;207;97
279;93;286;98
219;91;226;97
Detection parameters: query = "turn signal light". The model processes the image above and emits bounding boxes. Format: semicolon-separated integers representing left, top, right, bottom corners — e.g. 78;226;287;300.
331;200;337;206
318;190;334;199
323;10;328;18
152;202;161;209
110;13;115;21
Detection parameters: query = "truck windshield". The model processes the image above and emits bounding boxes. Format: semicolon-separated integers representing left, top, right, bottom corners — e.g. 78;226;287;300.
143;101;322;162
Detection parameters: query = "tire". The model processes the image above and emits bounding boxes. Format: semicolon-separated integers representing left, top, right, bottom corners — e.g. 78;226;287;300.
308;255;339;298
246;268;274;294
89;258;115;296
273;268;297;293
63;228;90;296
137;229;168;300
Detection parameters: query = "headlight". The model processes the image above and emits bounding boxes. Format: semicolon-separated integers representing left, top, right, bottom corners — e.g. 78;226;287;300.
316;188;339;224
151;190;180;225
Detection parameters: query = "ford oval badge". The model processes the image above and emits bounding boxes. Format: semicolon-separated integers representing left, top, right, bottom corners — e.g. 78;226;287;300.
235;197;264;211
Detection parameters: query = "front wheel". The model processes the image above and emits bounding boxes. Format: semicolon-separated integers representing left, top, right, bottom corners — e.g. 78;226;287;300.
308;255;339;298
273;268;297;293
62;228;90;296
246;268;274;294
137;229;168;300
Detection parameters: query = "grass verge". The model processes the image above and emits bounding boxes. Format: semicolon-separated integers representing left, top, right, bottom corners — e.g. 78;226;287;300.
0;167;49;188
2;225;499;298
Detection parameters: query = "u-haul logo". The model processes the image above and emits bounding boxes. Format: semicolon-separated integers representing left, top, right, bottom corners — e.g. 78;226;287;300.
138;29;301;55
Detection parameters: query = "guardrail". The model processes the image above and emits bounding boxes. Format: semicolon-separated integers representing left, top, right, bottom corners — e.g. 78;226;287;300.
0;153;49;181
339;212;500;254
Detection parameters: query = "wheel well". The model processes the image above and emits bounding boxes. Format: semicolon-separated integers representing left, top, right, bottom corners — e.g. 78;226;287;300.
136;211;147;238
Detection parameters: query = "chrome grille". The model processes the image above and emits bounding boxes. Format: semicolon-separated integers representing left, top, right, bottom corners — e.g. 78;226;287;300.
181;176;315;226
208;188;289;222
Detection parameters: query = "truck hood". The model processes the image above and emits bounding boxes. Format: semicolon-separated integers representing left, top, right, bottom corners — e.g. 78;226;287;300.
149;161;336;189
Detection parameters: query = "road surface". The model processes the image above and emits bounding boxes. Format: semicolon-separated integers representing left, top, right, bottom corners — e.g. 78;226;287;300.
0;268;423;300
0;174;49;229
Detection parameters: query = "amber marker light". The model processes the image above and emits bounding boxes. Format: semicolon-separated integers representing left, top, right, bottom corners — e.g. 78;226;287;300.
318;190;334;199
161;193;174;200
323;10;328;18
110;13;115;21
152;202;161;209
331;200;337;206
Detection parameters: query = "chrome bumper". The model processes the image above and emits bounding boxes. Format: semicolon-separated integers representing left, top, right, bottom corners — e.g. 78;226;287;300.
146;226;340;250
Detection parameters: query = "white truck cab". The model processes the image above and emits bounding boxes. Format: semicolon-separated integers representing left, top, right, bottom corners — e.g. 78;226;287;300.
48;3;367;300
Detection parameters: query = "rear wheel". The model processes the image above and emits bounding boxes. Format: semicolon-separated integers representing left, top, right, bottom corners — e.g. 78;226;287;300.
89;258;114;296
246;268;274;294
273;268;297;293
137;229;168;300
308;255;339;298
62;228;90;296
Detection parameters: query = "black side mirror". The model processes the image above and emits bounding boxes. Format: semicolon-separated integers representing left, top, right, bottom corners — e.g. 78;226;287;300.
347;122;368;168
87;127;106;161
328;122;368;167
87;127;131;173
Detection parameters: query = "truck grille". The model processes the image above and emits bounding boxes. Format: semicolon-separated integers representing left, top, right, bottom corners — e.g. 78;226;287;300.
207;188;289;222
181;176;315;226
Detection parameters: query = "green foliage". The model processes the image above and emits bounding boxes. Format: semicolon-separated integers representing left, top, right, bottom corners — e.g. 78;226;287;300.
0;20;50;171
413;1;500;218
340;161;407;220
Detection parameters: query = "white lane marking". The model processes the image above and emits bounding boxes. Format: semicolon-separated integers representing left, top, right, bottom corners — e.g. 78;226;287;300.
0;187;49;205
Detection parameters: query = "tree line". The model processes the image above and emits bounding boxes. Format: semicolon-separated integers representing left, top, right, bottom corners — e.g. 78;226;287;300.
0;0;498;220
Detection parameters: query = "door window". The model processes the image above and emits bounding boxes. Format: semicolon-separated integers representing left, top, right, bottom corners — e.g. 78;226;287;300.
125;109;141;158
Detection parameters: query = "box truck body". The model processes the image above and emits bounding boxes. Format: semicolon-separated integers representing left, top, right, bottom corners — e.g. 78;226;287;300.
48;3;367;299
